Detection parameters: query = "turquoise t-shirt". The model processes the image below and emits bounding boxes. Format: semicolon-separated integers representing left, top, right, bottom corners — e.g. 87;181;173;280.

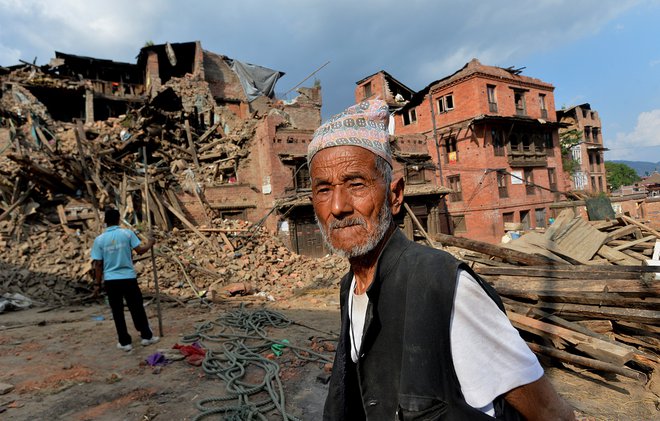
91;226;141;280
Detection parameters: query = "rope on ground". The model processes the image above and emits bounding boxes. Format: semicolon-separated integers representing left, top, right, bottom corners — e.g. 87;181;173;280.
184;304;333;420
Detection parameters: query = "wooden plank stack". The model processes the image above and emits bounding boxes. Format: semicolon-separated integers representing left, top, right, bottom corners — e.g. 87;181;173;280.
441;209;660;387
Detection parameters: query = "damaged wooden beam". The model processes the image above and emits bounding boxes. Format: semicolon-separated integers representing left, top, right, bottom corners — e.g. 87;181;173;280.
433;232;560;266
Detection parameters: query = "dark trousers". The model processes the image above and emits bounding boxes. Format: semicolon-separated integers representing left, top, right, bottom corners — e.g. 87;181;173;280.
104;279;153;346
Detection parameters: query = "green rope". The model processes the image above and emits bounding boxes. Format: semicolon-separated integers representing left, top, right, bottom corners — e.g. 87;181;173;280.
185;305;333;420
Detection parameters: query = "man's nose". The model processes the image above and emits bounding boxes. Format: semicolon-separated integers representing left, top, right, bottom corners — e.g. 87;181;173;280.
330;185;353;217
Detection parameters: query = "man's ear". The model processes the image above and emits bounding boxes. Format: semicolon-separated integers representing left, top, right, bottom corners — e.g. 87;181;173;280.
389;176;405;215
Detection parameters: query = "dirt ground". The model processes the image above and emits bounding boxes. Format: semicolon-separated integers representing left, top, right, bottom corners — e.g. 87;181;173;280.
0;287;658;421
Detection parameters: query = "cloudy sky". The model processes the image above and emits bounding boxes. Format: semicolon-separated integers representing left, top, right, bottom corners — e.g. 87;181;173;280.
1;0;659;162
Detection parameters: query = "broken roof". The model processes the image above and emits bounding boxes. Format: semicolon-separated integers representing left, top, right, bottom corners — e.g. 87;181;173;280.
356;70;415;95
53;51;142;83
557;103;592;117
401;58;554;110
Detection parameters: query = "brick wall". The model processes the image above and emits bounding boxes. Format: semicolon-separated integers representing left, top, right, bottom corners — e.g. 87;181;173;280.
355;73;390;103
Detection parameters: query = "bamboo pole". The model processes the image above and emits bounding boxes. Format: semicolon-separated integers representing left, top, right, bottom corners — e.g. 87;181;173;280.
143;147;163;337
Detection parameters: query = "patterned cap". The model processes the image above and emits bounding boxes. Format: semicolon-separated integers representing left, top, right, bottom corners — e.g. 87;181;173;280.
307;99;392;166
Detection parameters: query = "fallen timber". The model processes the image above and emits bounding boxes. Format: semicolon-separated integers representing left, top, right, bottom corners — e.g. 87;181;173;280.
429;208;660;388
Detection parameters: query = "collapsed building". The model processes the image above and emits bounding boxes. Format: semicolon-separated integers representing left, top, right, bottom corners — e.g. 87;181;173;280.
0;41;330;256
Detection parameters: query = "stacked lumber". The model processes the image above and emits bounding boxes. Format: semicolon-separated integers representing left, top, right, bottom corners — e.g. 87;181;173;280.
503;208;660;265
473;265;658;382
435;211;660;385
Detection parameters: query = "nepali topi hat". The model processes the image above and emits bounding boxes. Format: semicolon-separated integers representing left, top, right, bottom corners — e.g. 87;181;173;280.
307;99;392;166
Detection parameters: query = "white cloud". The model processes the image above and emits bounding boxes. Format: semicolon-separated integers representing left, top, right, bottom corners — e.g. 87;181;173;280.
0;0;163;63
0;44;20;64
0;0;643;115
606;110;660;160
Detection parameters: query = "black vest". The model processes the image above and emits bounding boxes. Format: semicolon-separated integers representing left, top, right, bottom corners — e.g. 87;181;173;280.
323;230;521;420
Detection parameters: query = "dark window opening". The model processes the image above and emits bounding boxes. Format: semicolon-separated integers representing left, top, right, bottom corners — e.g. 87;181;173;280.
533;134;545;153
403;108;417;125
492;129;505;156
445;94;454;110
25;86;85;122
445;137;458;163
524;169;535;195
544;133;554;156
363;82;372;99
218;209;247;221
487;85;498;113
547;168;557;191
497;172;508;198
520;210;531;230
437;94;454;113
405;165;426;185
145;43;196;84
539;94;547;119
509;134;521;152
503;212;515;224
514;90;526;116
294;162;311;191
447;175;462;202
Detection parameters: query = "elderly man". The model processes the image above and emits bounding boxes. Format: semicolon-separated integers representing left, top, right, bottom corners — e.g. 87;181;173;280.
308;100;574;420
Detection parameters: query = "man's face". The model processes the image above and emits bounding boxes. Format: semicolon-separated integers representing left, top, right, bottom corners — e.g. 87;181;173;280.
310;146;391;258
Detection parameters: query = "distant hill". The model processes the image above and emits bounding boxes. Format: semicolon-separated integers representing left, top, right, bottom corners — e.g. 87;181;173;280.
609;160;660;177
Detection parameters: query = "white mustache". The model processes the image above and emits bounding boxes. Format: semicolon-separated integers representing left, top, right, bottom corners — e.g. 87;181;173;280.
328;217;367;230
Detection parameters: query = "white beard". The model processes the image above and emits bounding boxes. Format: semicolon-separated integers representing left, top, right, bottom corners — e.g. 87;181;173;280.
317;199;392;259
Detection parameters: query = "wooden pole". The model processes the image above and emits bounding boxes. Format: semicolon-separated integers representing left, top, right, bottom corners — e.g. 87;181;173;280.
434;232;561;266
143;147;164;337
527;342;647;383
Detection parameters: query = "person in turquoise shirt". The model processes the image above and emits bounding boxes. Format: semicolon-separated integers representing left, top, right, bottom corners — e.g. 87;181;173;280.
91;208;159;352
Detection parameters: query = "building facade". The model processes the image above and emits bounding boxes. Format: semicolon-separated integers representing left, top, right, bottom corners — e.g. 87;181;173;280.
356;59;567;243
556;103;607;193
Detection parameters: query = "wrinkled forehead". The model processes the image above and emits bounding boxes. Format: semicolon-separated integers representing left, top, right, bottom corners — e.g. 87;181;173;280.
310;145;379;178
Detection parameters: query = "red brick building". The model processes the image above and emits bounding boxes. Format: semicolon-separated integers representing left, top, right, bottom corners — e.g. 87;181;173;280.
356;59;567;243
556;103;607;193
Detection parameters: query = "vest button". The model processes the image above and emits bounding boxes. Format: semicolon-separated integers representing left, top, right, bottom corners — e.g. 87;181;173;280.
366;399;379;407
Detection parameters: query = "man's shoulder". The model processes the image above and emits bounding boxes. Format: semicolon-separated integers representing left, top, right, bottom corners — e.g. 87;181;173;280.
402;239;459;266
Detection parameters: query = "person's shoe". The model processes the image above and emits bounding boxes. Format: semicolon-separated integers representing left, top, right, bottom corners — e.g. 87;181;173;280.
141;336;160;346
117;343;133;352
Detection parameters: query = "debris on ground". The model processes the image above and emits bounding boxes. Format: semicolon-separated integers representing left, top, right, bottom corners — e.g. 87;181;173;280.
434;208;659;396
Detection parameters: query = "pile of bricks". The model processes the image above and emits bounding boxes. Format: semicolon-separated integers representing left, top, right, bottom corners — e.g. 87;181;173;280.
0;215;348;305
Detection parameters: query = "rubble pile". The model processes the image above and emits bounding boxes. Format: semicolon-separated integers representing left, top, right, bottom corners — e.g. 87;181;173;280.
0;220;95;304
0;64;270;236
0;62;345;306
0;215;347;305
144;218;348;302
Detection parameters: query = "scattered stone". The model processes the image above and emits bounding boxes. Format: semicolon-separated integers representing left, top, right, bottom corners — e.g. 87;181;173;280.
0;383;14;395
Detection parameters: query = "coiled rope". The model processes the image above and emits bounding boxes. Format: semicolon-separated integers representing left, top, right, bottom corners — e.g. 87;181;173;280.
184;305;333;420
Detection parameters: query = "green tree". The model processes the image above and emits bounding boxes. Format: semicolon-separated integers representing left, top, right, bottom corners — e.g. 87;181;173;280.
605;162;640;191
559;129;582;175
